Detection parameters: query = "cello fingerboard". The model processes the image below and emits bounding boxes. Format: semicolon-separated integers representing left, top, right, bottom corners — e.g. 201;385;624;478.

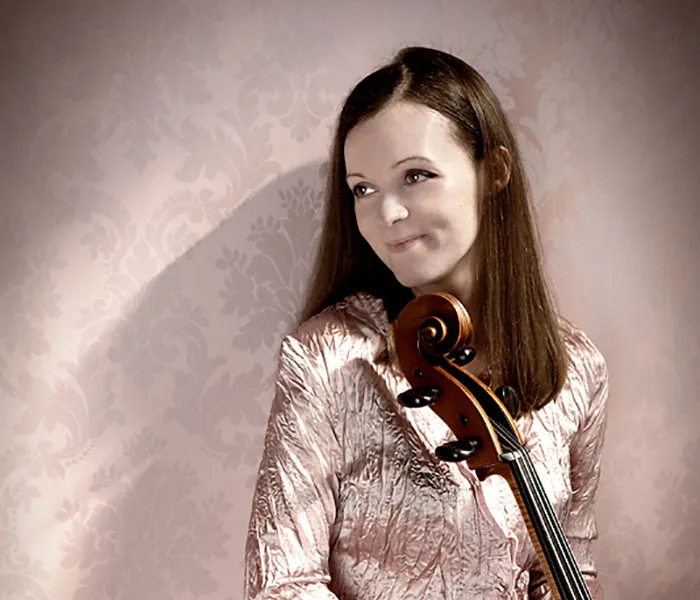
503;470;563;600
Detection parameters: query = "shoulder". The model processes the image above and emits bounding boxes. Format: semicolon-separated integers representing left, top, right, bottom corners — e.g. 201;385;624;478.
558;317;608;396
268;293;390;423
281;292;390;369
552;318;609;437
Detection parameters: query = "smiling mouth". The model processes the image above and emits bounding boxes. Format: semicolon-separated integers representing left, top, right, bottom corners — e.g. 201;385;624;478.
386;235;423;253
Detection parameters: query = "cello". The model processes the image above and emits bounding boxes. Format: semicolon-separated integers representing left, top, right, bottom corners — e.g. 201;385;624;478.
393;292;594;600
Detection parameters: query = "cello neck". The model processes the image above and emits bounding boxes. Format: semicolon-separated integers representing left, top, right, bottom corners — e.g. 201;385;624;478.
501;448;592;600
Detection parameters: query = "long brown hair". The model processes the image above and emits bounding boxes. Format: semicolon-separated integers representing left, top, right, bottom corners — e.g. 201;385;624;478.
300;46;567;411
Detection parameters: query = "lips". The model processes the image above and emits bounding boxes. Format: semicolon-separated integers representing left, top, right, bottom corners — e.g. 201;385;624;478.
386;235;423;253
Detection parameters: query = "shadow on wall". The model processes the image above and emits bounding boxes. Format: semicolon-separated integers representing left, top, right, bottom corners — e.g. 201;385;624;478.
60;161;328;599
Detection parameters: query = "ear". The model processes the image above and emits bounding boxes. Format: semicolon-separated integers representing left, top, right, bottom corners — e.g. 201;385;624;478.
492;145;512;193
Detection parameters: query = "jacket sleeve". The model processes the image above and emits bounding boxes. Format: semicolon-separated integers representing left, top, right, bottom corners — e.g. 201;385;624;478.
530;345;609;600
244;334;342;600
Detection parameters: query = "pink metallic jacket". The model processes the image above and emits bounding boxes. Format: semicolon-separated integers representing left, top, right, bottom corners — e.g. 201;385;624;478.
245;293;608;599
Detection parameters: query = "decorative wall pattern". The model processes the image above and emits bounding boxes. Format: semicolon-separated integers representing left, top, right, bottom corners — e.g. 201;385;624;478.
1;1;698;598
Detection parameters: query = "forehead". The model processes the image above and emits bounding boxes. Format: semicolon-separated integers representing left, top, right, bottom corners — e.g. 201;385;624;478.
344;102;462;170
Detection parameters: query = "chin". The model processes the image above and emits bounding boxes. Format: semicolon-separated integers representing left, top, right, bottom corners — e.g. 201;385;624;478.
393;270;441;290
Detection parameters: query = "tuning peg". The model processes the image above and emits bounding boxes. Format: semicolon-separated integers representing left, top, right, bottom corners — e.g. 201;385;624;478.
447;346;476;367
494;385;520;418
435;438;481;462
397;386;441;408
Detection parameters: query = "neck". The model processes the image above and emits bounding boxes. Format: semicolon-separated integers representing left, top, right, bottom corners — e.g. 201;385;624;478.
411;269;489;377
412;273;486;350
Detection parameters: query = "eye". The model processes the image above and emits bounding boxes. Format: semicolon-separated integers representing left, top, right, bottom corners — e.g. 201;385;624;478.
351;183;375;199
405;170;435;185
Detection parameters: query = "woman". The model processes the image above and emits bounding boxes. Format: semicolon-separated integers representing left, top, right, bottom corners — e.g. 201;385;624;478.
244;46;608;600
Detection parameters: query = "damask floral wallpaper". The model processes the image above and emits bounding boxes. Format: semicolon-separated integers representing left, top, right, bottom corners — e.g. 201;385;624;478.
1;1;698;599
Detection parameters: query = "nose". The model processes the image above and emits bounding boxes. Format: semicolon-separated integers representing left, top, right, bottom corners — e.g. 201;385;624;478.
378;192;409;226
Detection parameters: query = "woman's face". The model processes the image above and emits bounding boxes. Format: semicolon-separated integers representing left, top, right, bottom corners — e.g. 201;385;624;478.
344;101;482;296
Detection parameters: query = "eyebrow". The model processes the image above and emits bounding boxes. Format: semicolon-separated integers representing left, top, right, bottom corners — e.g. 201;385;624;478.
346;155;433;180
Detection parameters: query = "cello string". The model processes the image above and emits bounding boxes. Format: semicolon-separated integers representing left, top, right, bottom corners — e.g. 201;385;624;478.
490;419;590;599
490;419;574;594
440;356;588;597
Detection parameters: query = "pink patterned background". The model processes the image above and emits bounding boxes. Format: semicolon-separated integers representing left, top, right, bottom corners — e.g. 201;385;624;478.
1;1;698;598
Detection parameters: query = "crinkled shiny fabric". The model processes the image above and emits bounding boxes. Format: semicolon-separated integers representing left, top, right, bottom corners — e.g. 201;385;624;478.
245;293;608;600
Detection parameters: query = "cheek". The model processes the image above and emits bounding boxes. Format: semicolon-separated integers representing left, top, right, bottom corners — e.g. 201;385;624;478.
450;220;479;252
448;201;480;240
354;208;375;244
432;213;479;254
